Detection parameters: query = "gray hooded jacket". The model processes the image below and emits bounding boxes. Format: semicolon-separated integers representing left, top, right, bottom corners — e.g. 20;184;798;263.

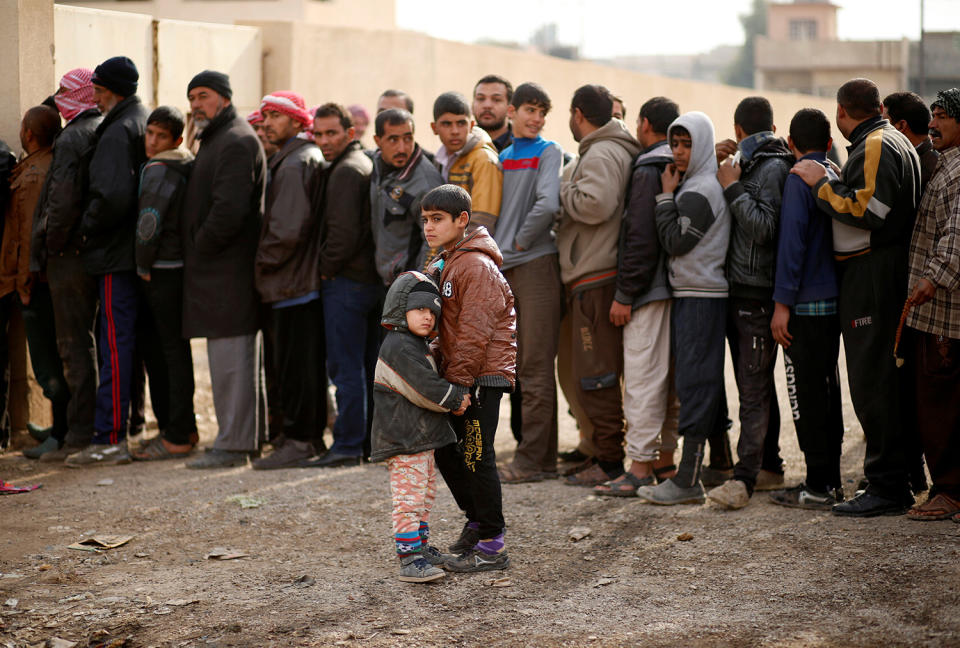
654;111;730;298
370;271;468;463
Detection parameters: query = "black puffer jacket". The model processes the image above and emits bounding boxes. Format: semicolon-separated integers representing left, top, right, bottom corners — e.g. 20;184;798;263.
31;108;102;271
369;271;467;463
135;148;193;273
723;135;794;298
80;96;148;275
182;104;266;338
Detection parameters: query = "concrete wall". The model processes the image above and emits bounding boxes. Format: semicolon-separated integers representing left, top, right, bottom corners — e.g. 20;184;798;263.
0;1;56;148
59;0;396;30
246;21;841;153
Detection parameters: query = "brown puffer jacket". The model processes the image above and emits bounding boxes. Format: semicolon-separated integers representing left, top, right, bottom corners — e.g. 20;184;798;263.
430;226;517;389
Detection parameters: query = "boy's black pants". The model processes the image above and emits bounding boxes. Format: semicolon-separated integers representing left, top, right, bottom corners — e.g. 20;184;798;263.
782;311;844;491
837;246;912;501
436;386;505;540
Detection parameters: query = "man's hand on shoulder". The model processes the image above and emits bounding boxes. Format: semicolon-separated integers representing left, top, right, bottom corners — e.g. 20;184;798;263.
791;159;827;187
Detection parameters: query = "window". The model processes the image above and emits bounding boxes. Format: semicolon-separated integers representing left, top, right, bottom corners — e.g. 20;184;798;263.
789;19;818;41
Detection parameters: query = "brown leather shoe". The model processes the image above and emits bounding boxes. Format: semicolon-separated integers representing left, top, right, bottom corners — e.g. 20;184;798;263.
564;462;613;487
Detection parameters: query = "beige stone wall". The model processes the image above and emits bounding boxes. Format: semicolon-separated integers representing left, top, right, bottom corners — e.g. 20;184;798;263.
0;1;55;148
245;21;841;153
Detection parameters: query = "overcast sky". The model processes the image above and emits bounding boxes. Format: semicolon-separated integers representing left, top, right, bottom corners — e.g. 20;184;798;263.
395;0;960;58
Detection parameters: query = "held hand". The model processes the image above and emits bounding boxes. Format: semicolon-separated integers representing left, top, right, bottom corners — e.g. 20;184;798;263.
790;159;827;187
660;163;680;194
909;278;936;306
715;139;737;164
770;302;793;348
453;392;471;415
716;157;741;189
139;272;151;282
609;300;632;327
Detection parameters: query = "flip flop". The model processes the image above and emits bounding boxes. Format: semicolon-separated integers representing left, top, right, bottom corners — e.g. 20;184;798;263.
594;472;654;497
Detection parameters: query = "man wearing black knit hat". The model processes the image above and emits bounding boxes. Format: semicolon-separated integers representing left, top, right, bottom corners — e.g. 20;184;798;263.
182;70;268;469
65;56;149;467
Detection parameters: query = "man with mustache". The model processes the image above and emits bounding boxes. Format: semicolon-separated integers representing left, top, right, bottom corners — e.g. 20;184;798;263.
181;70;268;469
473;75;513;153
902;88;960;523
369;108;443;287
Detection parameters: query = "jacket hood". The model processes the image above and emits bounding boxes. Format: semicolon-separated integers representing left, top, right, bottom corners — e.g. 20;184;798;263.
740;132;793;169
579;119;642;158
151;148;194;163
668;111;717;181
444;225;503;268
381;270;439;332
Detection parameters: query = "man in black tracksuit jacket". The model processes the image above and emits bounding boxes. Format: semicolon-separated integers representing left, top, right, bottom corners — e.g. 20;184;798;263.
793;78;921;517
66;56;148;466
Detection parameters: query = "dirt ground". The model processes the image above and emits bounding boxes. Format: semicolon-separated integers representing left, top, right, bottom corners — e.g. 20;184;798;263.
1;339;958;648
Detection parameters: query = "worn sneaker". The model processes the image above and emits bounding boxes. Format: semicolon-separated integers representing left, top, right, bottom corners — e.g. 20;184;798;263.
186;448;254;469
770;483;844;510
444;548;510;573
420;544;453;567
398;555;445;583
39;444;86;463
23;436;60;459
700;465;734;488
754;469;786;492
448;523;480;553
251;438;315;470
64;443;131;467
707;479;750;510
636;479;706;505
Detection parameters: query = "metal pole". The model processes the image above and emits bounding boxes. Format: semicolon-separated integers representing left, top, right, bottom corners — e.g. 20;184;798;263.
919;0;926;96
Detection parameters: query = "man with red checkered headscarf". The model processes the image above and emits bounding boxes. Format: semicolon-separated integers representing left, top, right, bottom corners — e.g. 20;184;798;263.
29;68;104;462
251;91;326;469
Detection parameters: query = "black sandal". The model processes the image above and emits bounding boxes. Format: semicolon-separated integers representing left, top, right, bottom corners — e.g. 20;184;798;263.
593;472;654;497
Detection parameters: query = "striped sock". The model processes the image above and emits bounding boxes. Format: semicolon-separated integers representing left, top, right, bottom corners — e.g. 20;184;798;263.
395;531;422;558
475;533;504;555
418;522;430;544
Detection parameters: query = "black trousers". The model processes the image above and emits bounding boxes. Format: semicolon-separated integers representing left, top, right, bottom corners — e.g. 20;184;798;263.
913;330;960;498
838;247;911;500
0;286;70;443
727;297;781;488
130;279;170;435
783;312;844;491
436;386;505;539
270;299;326;447
142;269;196;445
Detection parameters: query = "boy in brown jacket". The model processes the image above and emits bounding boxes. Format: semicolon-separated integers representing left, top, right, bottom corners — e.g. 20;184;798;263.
422;184;517;573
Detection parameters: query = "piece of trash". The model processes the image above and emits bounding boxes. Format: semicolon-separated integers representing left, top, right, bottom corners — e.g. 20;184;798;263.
167;598;199;607
294;575;315;587
67;534;134;552
568;527;592;542
3;598;17;608
206;548;249;560
594;577;615;587
677;533;694;542
38;564;52;571
97;479;114;486
489;577;511;588
46;639;78;648
0;480;41;495
225;495;264;509
390;629;411;635
134;553;149;558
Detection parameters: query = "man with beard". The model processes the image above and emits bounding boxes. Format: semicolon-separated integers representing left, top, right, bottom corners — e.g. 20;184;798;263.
181;70;267;469
251;92;324;470
247;110;278;159
370;108;444;286
473;75;513;153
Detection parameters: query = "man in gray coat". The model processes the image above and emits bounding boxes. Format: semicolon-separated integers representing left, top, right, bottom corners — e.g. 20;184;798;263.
181;70;267;469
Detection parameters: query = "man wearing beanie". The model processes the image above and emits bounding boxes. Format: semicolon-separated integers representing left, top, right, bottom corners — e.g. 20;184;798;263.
251;91;325;470
30;69;104;463
65;56;149;467
182;70;267;469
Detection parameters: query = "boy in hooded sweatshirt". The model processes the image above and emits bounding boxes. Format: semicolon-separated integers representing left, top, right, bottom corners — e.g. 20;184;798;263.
422;184;517;573
131;106;197;461
636;111;731;506
370;271;471;583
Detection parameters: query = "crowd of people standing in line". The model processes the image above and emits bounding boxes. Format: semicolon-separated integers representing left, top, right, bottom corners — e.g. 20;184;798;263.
3;54;960;581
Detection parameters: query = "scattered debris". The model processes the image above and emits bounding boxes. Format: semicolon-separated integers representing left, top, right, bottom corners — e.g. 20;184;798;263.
167;598;200;607
390;629;411;635
3;599;16;608
225;494;264;509
489;577;512;588
0;480;41;495
594;577;615;587
45;639;78;648
677;533;694;542
67;534;134;552
568;527;592;542
96;479;114;487
294;575;315;587
206;548;249;560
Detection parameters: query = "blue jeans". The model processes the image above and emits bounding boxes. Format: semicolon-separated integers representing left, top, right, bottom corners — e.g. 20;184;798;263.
322;277;383;456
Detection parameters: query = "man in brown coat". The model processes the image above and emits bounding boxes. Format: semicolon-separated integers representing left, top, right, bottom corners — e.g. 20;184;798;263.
3;106;70;458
